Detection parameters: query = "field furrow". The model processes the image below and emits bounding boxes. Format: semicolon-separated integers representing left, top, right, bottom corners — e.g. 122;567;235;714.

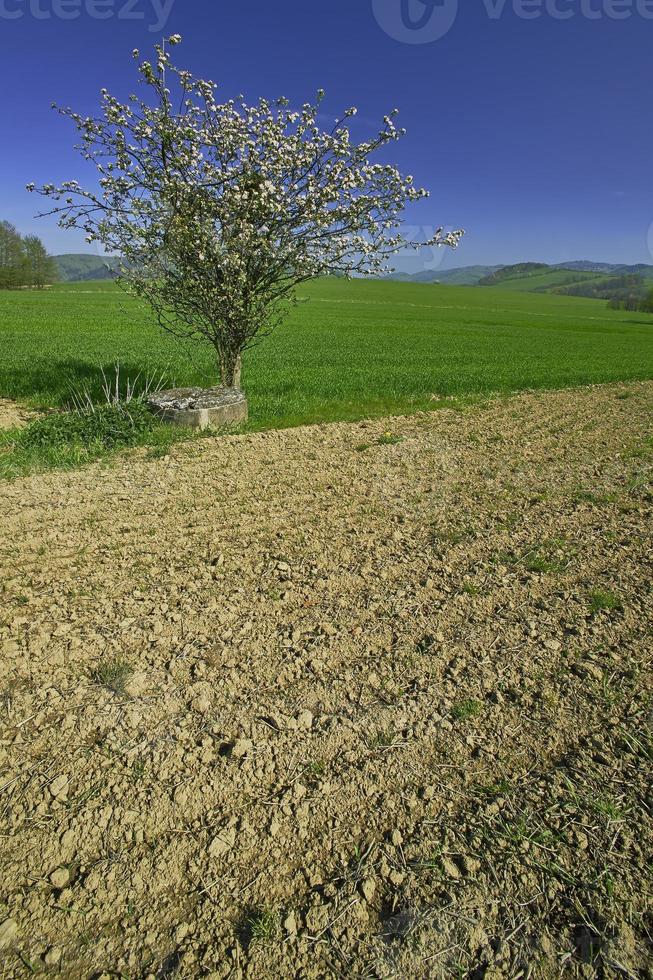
1;382;651;978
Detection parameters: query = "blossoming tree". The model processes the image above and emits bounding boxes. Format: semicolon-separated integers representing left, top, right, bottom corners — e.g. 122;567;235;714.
30;37;463;389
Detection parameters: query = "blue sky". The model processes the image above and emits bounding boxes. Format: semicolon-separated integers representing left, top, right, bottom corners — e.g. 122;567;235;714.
1;0;651;270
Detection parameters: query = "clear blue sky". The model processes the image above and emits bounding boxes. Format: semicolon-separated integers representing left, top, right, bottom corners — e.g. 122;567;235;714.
1;0;651;270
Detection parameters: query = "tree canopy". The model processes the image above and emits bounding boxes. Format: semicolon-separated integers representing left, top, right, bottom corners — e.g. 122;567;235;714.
31;37;462;386
0;222;57;289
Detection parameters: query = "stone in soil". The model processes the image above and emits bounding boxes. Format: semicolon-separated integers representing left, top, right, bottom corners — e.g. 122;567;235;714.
148;386;248;430
0;919;18;949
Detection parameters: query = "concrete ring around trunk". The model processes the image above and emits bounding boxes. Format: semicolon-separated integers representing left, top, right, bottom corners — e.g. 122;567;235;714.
148;386;248;430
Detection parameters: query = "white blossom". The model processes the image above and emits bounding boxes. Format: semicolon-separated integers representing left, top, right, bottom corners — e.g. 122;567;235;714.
31;40;463;388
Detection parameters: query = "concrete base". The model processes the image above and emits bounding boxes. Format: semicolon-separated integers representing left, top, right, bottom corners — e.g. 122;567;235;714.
148;386;248;431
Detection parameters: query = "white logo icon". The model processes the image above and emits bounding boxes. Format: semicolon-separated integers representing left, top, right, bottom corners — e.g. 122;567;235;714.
372;0;459;44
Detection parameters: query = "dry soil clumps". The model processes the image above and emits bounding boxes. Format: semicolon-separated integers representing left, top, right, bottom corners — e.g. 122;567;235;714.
0;382;652;978
0;399;37;430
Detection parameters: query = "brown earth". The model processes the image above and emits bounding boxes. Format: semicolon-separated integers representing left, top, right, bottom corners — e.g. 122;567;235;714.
0;399;38;430
0;382;652;979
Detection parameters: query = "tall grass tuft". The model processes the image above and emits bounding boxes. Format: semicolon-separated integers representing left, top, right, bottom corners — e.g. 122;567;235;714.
67;361;167;412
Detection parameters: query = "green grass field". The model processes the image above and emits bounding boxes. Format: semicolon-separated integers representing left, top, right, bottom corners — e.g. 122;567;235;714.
1;278;652;433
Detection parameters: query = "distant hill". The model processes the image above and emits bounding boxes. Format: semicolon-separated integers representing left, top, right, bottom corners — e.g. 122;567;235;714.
479;261;653;303
553;260;653;276
52;253;653;303
56;255;504;287
53;254;120;282
387;260;653;290
387;265;504;286
479;265;602;292
552;260;624;275
479;263;551;286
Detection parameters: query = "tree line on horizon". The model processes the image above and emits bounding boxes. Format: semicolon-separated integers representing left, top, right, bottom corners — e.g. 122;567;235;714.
607;285;653;313
0;221;57;289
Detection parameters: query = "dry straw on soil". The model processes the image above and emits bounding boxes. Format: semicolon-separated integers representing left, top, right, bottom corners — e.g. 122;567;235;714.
0;383;652;978
0;400;37;431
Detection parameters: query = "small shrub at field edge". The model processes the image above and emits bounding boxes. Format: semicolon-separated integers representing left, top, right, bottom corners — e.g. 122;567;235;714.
95;657;133;694
588;590;623;614
376;432;404;446
246;906;280;943
367;728;397;750
21;400;155;448
129;756;147;784
0;401;197;479
462;582;481;596
303;759;326;780
451;699;482;720
573;489;618;506
431;526;477;550
356;432;404;451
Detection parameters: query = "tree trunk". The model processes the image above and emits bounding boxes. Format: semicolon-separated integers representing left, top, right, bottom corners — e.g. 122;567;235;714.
232;354;242;390
220;353;242;390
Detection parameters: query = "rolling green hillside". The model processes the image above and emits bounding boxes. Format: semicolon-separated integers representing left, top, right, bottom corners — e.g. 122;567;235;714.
52;255;653;295
480;264;602;290
387;265;504;285
480;268;600;292
53;254;120;282
478;263;550;285
479;262;653;302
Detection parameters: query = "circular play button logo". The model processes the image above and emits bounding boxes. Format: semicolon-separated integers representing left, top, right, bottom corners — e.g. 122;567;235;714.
372;0;459;43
